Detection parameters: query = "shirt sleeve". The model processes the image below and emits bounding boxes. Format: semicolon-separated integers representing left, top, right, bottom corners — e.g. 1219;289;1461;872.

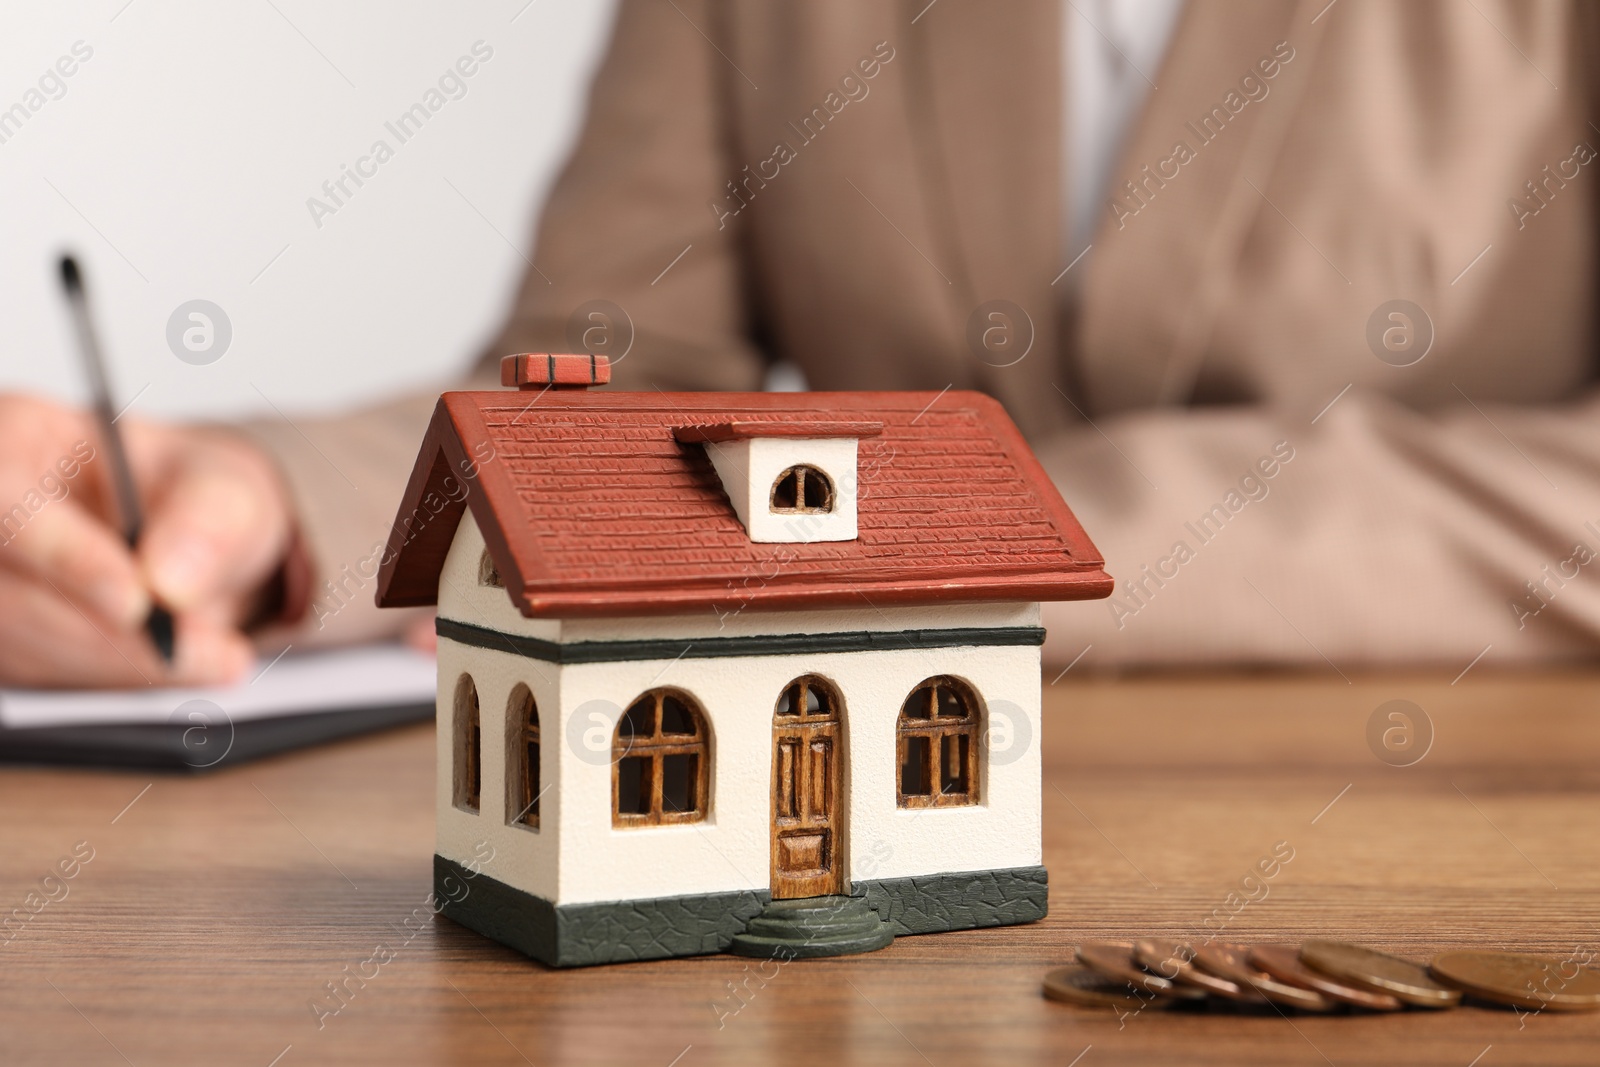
1035;389;1600;671
234;383;459;649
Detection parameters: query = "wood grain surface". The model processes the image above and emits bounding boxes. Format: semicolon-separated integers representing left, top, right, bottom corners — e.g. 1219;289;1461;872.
3;669;1598;1066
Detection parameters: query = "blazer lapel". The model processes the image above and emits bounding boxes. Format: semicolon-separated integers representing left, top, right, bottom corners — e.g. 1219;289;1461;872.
1077;0;1322;413
904;0;1068;438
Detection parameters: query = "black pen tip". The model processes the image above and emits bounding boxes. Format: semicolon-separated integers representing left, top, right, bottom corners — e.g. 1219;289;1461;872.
59;255;82;294
147;605;177;663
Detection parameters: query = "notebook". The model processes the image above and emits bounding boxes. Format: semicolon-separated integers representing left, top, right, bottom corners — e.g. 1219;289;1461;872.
0;645;437;771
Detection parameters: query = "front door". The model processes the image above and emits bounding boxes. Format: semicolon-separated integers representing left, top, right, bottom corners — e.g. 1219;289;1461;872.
771;677;843;899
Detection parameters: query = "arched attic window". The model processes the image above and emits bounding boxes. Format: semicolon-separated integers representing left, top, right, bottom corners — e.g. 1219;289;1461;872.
770;465;834;513
478;548;503;587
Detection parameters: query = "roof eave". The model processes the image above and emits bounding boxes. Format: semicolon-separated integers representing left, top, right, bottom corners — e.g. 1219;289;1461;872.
510;568;1114;618
374;394;536;610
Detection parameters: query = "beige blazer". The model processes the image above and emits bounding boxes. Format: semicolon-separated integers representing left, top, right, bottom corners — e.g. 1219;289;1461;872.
250;0;1600;669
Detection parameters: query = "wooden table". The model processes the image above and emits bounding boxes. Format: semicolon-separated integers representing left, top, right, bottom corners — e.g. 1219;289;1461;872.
5;670;1599;1066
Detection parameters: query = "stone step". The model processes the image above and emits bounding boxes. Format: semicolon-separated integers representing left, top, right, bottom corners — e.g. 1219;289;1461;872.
739;905;889;935
739;915;889;941
727;895;895;959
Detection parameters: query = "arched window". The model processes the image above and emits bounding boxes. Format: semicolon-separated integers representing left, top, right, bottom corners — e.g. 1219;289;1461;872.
776;676;837;721
614;689;709;827
478;548;502;587
770;465;833;513
897;677;979;808
453;674;481;813
506;684;540;828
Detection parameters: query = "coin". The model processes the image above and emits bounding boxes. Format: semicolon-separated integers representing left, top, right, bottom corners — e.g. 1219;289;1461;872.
1430;951;1600;1012
1192;942;1336;1011
1134;938;1267;1003
1076;942;1207;1000
1300;940;1462;1008
1250;944;1404;1011
1043;964;1170;1010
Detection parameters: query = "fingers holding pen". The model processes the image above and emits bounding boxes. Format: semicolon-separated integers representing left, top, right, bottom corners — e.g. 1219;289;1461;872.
0;494;150;631
0;397;297;688
0;568;253;688
136;429;293;624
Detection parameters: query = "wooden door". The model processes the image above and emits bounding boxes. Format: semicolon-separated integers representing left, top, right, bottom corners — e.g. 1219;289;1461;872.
771;678;843;899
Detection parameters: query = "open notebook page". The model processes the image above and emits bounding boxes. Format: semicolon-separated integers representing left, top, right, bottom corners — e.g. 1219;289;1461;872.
0;644;437;729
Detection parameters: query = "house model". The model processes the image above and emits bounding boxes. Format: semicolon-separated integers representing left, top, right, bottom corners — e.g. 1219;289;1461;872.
375;353;1111;967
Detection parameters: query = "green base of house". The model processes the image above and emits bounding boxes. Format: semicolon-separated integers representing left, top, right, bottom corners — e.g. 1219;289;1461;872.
434;855;1047;968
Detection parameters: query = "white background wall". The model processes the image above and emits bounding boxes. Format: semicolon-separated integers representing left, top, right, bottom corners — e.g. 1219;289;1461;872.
0;1;616;419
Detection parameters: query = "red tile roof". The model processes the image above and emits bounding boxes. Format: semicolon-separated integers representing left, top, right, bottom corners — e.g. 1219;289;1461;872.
375;389;1111;618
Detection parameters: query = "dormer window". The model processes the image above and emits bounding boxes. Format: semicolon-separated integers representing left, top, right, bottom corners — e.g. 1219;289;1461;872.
674;419;881;544
771;465;833;513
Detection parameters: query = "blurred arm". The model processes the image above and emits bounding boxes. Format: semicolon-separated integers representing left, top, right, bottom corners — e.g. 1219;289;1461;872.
236;386;458;649
1037;390;1600;671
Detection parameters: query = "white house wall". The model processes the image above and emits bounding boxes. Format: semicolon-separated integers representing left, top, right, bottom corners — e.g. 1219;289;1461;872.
435;513;559;898
552;641;1042;906
434;510;1046;909
436;510;561;640
434;634;561;902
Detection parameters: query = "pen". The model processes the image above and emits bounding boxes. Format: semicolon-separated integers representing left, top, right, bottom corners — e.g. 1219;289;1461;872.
58;254;177;663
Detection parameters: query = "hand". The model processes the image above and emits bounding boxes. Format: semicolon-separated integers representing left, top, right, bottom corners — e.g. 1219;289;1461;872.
0;394;295;688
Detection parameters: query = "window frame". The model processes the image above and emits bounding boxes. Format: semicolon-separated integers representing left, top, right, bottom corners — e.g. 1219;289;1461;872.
612;688;711;828
896;676;980;809
506;683;540;830
775;674;840;724
769;464;835;514
452;674;481;814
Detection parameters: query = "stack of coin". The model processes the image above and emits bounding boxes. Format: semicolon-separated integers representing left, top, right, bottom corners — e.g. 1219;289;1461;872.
1042;940;1600;1014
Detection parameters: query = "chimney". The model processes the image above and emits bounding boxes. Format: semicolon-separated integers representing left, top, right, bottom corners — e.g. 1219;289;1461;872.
500;353;611;390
